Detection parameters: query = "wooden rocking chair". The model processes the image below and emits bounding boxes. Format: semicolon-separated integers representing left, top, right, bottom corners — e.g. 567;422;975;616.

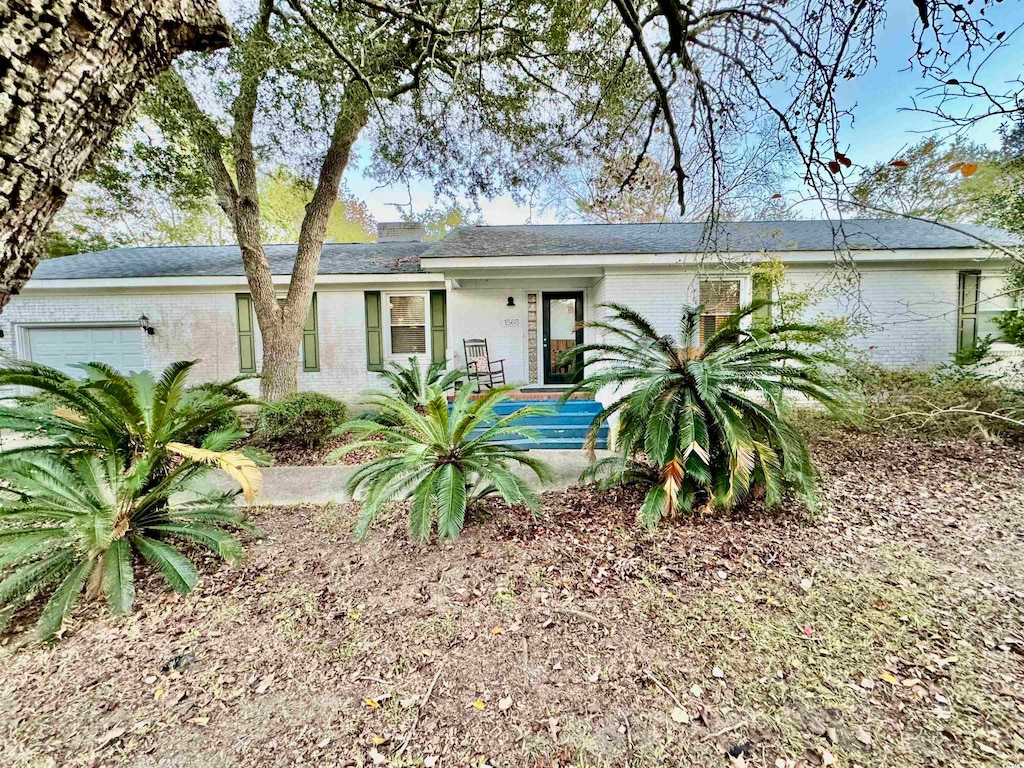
463;338;506;392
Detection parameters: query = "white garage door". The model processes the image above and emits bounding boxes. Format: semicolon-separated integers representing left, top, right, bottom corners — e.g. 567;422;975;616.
26;326;145;377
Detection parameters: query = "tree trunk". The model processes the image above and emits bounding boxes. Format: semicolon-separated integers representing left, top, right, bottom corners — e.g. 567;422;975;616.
240;92;369;401
0;0;230;313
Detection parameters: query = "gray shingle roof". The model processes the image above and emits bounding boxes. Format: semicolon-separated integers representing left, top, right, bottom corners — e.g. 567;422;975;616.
29;218;1020;282
423;219;1021;258
31;242;429;280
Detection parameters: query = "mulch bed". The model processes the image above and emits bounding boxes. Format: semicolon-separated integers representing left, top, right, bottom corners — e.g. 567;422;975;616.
255;432;384;466
1;431;1023;767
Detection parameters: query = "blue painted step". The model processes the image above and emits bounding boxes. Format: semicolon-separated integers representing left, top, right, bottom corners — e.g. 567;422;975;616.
489;400;601;414
470;424;606;440
467;398;607;450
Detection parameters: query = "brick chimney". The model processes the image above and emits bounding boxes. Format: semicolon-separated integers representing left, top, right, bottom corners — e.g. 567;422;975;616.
377;221;425;242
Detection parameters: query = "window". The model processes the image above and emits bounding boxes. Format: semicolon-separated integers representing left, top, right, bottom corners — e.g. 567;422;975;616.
978;273;1019;340
388;294;427;354
699;280;741;345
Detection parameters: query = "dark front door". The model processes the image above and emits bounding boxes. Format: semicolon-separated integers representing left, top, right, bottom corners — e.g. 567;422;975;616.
543;292;584;385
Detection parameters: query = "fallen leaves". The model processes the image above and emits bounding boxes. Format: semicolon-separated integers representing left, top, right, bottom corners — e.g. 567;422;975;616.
670;706;689;724
255;674;274;695
471;699;486;710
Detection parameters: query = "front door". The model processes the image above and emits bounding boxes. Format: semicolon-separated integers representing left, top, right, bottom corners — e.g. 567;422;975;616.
543;292;584;385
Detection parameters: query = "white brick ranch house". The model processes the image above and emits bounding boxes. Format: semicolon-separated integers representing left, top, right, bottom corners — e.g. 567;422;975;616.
0;219;1018;406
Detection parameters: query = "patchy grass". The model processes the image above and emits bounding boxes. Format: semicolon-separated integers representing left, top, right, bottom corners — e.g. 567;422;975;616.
1;431;1023;767
642;547;1018;766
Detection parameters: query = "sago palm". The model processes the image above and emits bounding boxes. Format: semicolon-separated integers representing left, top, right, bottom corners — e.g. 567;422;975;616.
376;356;465;408
564;301;847;526
0;450;257;641
334;384;551;540
0;359;255;477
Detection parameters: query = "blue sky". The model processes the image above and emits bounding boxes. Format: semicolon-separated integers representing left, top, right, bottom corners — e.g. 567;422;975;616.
342;3;1024;226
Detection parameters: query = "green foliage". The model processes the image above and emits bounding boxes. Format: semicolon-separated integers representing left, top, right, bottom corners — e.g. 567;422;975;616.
334;385;551;541
377;357;464;408
566;302;848;526
821;364;1024;441
994;310;1024;346
403;204;482;241
44;228;122;259
259;166;375;244
952;335;995;366
0;452;252;642
0;360;255;478
750;257;869;353
844;136;995;219
257;392;347;448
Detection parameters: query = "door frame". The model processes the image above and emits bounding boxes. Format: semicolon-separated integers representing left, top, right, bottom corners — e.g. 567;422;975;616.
542;291;585;385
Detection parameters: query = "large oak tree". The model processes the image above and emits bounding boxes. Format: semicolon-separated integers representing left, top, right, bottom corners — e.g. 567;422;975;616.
0;0;230;312
138;0;641;398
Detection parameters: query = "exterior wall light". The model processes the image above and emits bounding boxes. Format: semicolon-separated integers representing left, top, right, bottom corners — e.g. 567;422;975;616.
506;296;515;307
139;315;156;335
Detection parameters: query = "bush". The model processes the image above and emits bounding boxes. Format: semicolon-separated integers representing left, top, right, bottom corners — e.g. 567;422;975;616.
176;383;247;447
994;309;1024;346
334;384;550;540
257;392;347;448
565;301;848;526
828;364;1024;441
0;452;254;642
0;360;255;478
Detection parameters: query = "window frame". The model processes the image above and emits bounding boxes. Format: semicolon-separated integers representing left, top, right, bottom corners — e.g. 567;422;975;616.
697;277;748;345
383;291;430;359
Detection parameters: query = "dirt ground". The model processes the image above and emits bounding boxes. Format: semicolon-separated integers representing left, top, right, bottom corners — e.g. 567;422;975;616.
1;430;1023;768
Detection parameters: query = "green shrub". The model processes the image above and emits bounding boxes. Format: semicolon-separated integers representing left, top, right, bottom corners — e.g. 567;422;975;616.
828;364;1024;441
257;392;347;448
0;452;254;642
994;309;1024;346
379;356;464;408
176;383;248;447
564;301;849;526
952;335;994;366
334;384;550;540
0;361;261;642
0;360;255;480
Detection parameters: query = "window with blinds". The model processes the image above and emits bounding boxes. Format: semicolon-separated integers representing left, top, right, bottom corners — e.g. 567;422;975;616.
389;294;427;354
699;280;741;345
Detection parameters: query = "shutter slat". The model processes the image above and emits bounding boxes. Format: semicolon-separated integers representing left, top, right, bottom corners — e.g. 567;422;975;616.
957;271;981;352
302;293;319;372
236;294;256;373
430;290;447;364
365;291;383;371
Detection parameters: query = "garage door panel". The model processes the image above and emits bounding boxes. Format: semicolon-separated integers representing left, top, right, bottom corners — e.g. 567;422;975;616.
27;327;145;377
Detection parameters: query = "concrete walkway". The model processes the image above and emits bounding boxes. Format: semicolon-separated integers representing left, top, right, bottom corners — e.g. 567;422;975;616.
241;449;614;506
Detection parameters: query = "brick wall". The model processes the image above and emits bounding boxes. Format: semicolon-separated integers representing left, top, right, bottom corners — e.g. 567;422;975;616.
0;288;381;403
784;266;961;368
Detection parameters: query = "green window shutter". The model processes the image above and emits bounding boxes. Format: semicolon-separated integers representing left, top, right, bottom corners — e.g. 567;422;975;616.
430;290;447;365
751;273;772;328
365;291;384;371
235;294;256;373
302;293;320;372
957;270;981;352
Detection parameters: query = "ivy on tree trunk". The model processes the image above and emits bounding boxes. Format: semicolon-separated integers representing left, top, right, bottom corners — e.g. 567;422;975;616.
0;0;230;313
